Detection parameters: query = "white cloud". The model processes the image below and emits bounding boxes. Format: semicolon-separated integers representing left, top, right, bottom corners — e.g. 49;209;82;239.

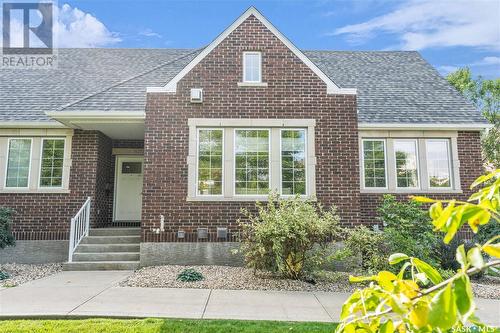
139;29;162;38
54;4;121;47
473;56;500;66
438;65;459;76
0;4;121;48
330;0;500;51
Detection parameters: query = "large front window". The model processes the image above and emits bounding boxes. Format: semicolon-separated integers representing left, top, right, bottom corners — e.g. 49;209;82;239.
5;138;32;188
234;129;269;195
188;120;315;200
394;140;419;188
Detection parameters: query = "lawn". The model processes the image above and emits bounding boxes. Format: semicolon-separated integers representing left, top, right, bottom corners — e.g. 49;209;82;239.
0;318;337;333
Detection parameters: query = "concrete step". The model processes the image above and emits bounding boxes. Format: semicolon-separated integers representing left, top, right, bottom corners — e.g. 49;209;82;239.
80;235;140;244
89;228;141;236
63;261;139;271
73;252;140;262
75;244;140;253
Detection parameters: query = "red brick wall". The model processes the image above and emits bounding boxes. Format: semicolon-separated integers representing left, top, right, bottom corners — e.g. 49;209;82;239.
360;131;484;226
0;130;113;240
143;15;360;242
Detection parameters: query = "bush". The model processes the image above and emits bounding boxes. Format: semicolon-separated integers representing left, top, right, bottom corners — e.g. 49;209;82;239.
342;226;391;273
238;193;341;280
177;268;204;282
0;208;15;249
474;221;500;245
0;271;9;281
377;195;441;267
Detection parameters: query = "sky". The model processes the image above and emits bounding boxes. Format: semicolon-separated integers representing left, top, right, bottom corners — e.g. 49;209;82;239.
2;0;499;78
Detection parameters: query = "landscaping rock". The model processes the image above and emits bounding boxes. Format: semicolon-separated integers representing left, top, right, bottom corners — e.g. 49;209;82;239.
0;263;62;287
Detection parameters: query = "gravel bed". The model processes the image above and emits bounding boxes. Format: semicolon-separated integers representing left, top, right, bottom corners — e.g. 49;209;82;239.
121;265;356;292
471;276;500;299
0;263;62;288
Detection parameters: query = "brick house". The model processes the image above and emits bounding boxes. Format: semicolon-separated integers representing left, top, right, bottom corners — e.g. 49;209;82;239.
0;8;488;269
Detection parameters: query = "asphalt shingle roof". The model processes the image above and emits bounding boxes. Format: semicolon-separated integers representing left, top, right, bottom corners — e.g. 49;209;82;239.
0;48;486;124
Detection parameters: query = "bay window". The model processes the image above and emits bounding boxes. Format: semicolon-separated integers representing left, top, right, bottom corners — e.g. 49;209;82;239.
361;136;457;192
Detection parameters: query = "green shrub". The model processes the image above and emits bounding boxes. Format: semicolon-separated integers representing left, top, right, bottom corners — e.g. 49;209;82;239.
0;207;15;249
341;226;391;273
176;268;204;282
474;221;500;245
0;271;9;280
377;195;441;268
238;193;341;280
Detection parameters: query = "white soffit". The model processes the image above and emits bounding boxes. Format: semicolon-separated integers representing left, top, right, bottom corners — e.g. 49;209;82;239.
358;122;492;131
147;7;356;95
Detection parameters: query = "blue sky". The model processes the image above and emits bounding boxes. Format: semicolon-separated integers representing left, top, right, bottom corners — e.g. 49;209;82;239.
5;0;500;78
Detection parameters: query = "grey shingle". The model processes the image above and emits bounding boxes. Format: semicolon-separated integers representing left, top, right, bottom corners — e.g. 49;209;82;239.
0;48;486;124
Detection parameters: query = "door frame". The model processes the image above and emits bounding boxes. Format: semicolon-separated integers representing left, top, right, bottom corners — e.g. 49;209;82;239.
113;155;144;222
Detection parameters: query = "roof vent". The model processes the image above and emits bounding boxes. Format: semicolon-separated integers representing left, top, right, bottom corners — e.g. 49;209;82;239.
190;88;203;103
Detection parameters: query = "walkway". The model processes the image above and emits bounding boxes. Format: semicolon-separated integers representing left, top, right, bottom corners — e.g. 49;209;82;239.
0;271;498;326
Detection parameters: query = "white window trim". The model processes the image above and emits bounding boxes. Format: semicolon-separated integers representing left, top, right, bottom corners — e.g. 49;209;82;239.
242;51;262;83
187;118;316;201
38;137;66;189
195;128;224;197
393;139;420;190
360;138;388;190
359;130;462;194
4;137;32;189
279;128;308;197
426;139;453;190
0;130;73;193
233;128;271;197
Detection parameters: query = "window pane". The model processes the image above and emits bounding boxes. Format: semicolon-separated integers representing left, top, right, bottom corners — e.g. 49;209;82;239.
6;139;31;188
363;140;386;188
427;140;451;188
394;140;419;188
243;53;261;82
40;139;65;187
281;129;306;195
235;129;269;195
198;129;223;195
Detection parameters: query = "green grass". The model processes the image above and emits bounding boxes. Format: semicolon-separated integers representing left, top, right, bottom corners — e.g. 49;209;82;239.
0;318;337;333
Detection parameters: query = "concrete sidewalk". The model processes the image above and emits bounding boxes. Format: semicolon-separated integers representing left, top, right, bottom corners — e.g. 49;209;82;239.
0;271;499;326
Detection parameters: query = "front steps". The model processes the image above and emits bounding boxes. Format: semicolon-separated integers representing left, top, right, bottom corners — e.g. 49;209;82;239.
63;228;141;271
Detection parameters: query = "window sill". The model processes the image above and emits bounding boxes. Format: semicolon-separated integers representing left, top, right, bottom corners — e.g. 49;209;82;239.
237;82;268;87
187;195;315;202
0;189;71;194
360;189;463;195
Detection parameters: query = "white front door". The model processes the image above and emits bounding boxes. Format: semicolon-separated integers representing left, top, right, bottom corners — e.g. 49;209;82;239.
114;156;144;221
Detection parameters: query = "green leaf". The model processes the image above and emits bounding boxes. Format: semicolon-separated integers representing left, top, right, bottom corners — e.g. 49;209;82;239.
467;209;491;233
453;274;475;322
429;202;443;220
412;258;443;284
411;196;436;203
483;243;500;258
388;253;409;265
379;320;394;333
467;247;485;270
470;171;499;189
428;283;458;330
456;244;468;269
349;275;376;283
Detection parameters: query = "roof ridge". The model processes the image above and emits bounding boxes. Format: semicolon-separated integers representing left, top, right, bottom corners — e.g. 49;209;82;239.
57;49;201;112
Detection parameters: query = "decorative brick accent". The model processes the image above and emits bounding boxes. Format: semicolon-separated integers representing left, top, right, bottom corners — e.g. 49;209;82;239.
360;131;484;229
143;15;361;242
0;130;114;240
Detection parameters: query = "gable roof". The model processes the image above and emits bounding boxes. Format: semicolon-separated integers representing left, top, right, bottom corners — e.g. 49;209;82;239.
0;55;488;127
147;7;356;95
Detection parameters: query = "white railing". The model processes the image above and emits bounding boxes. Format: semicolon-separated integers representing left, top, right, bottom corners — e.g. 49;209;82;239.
68;197;91;263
